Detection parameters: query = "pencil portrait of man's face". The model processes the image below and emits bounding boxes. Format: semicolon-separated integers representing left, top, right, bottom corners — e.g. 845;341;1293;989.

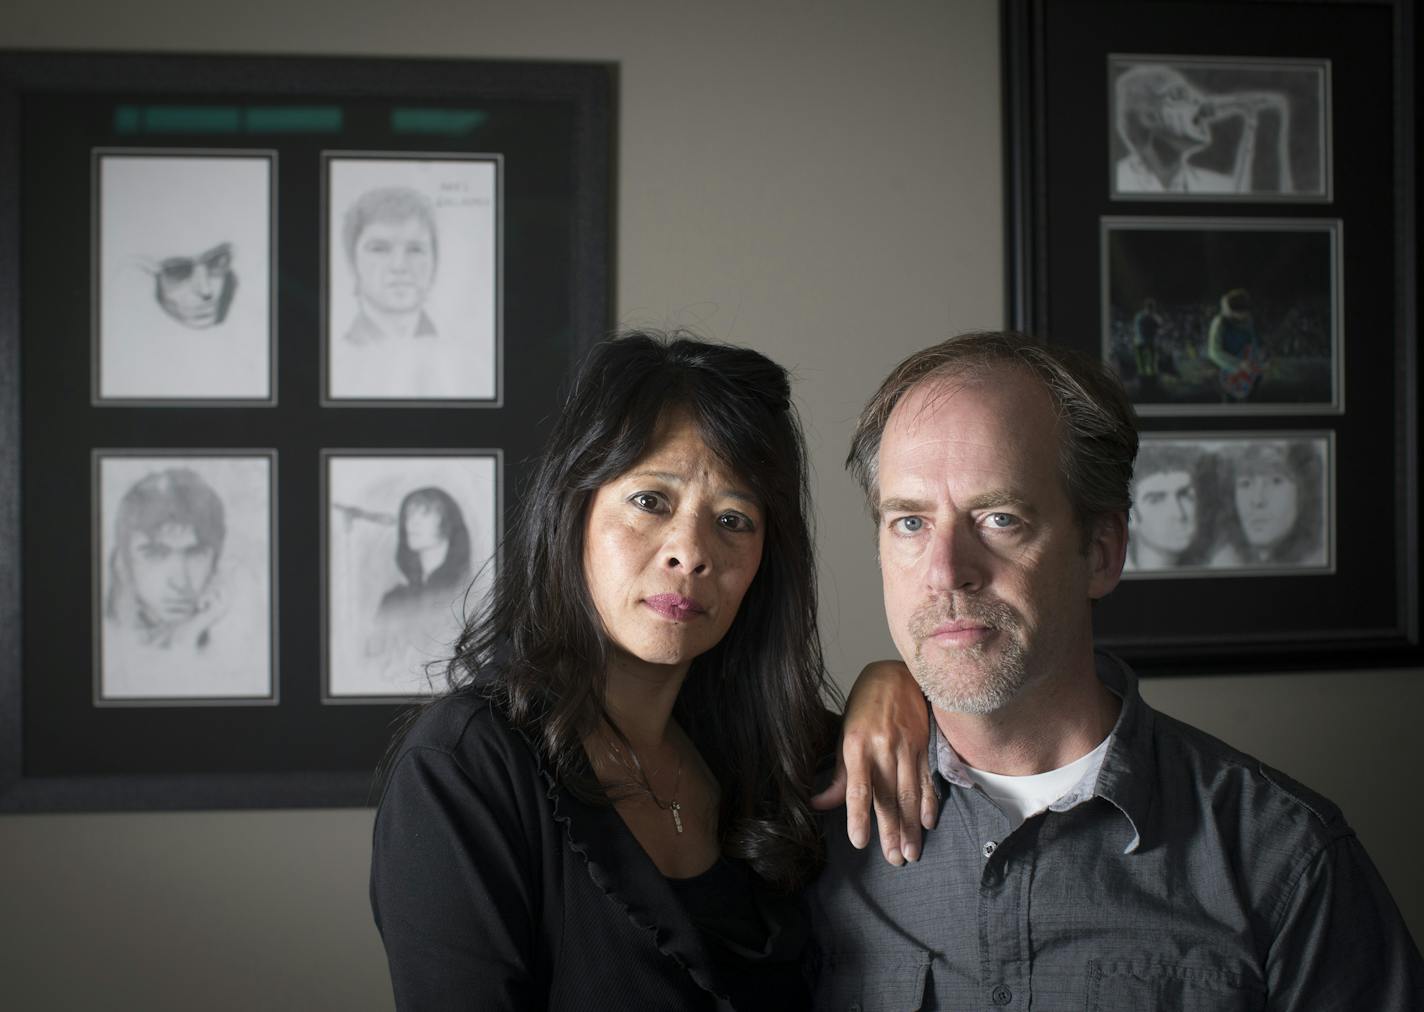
151;242;237;329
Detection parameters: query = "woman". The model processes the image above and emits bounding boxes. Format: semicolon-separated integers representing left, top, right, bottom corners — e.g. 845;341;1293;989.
371;332;925;1009
376;485;472;620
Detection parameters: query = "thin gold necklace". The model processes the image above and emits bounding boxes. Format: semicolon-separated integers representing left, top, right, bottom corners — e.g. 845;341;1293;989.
608;736;684;834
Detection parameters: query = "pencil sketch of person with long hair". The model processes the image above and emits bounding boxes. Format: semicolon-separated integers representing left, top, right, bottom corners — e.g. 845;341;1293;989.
1211;440;1327;568
330;482;474;695
376;486;472;623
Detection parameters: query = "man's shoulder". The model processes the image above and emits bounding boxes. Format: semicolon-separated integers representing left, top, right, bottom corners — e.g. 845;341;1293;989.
1147;703;1351;844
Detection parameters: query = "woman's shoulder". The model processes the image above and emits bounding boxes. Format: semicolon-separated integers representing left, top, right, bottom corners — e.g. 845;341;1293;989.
388;689;538;782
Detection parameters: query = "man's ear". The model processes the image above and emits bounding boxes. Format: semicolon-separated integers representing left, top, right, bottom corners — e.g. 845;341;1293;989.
1087;512;1128;600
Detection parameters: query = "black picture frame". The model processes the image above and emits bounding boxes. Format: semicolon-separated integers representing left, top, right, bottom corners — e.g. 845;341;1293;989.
1002;0;1418;676
0;51;615;811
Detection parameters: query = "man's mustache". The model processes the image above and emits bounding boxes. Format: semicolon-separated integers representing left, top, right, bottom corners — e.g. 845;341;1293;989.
908;595;1022;640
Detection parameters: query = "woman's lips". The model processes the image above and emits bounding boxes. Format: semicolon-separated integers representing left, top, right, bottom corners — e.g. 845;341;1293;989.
643;594;706;621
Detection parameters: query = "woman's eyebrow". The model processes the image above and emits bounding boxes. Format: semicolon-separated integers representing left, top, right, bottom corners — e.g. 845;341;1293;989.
629;470;760;506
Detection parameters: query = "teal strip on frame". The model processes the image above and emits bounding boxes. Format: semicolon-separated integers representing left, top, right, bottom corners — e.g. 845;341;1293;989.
391;108;489;136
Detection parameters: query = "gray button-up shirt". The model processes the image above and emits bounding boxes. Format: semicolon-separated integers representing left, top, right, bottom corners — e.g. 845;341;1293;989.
807;654;1424;1010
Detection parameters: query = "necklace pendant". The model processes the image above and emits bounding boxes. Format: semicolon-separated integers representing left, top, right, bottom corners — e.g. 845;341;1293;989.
670;800;683;834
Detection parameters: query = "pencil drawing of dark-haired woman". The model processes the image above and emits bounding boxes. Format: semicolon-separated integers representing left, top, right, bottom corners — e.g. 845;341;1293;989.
376;486;472;621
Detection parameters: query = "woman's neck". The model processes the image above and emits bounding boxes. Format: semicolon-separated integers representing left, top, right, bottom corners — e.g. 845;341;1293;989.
600;653;689;749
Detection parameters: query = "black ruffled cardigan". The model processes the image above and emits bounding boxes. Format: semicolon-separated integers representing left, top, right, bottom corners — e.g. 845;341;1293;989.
370;692;809;1010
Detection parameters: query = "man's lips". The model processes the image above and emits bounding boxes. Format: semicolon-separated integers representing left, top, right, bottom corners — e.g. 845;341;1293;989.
927;620;994;647
643;594;706;621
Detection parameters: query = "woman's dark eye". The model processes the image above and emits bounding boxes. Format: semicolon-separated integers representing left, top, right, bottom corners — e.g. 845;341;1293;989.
630;493;663;512
718;513;754;532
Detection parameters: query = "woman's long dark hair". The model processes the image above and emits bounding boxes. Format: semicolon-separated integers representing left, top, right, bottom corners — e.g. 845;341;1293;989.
448;330;838;890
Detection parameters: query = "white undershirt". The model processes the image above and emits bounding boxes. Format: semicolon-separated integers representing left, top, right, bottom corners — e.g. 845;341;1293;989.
962;735;1112;829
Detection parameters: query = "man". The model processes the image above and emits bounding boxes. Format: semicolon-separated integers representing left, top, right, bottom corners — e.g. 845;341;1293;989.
1212;439;1326;569
106;467;228;650
342;186;440;346
809;331;1421;1008
1126;440;1203;571
1114;64;1288;195
1207;288;1267;402
1130;296;1162;382
144;241;237;328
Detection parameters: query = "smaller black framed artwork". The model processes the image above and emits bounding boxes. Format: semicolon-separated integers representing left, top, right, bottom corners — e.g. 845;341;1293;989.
1002;0;1417;675
322;450;500;703
0;51;613;812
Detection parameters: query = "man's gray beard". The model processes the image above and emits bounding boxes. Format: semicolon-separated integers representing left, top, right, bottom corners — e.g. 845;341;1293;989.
907;595;1029;716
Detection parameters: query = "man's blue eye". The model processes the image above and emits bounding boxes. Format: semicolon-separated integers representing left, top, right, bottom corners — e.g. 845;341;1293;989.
986;513;1016;528
895;517;924;533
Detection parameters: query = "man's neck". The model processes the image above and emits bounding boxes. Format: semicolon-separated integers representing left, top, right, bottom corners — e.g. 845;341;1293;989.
933;661;1121;776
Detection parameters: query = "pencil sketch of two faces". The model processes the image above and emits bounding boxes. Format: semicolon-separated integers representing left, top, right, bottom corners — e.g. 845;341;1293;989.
1126;436;1330;576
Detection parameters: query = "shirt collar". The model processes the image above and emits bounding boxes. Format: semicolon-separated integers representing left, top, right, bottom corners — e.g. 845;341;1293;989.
926;652;1154;853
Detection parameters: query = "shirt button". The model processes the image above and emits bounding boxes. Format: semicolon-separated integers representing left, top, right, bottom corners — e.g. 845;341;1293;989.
982;840;997;857
990;983;1013;1005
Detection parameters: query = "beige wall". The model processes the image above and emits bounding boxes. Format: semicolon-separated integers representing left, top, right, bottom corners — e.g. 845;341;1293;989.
0;1;1418;1008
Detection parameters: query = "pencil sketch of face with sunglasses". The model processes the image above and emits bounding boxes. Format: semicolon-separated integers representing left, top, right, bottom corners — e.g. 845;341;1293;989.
142;241;238;328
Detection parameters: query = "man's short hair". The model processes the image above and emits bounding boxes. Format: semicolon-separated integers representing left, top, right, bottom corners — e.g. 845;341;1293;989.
342;186;439;266
846;331;1139;539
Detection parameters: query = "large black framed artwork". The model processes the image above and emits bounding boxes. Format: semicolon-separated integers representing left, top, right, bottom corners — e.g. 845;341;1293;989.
0;52;615;811
1002;0;1417;675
